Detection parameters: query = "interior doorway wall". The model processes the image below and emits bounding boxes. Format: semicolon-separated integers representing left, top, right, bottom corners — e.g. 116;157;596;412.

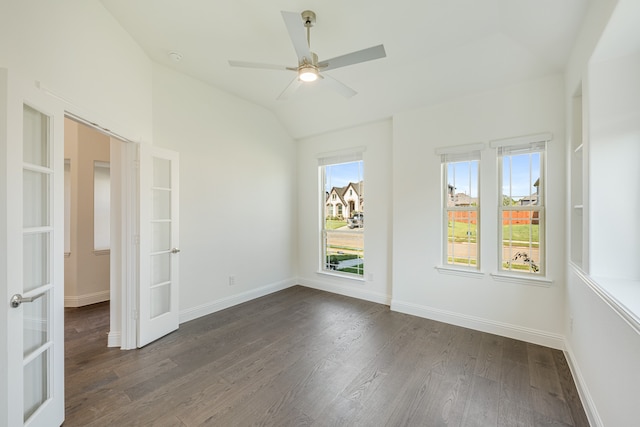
63;118;111;307
63;115;136;349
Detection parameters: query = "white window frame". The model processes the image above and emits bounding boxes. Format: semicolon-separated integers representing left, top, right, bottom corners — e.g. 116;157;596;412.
436;143;483;272
492;133;550;277
93;160;111;252
318;149;365;279
64;159;71;256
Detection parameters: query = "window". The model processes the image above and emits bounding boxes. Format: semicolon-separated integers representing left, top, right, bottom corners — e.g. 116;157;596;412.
438;145;481;270
93;161;110;251
319;151;364;277
64;159;71;255
493;134;549;275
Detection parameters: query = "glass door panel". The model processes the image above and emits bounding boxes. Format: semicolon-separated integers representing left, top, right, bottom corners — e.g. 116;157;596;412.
138;145;179;347
23;170;50;227
23;105;50;168
151;284;171;319
22;104;53;423
23;351;49;422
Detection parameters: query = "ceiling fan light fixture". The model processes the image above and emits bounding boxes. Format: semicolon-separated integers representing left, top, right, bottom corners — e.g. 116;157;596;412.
298;65;318;82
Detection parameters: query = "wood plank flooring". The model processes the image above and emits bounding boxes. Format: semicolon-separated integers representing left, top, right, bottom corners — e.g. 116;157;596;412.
63;286;589;426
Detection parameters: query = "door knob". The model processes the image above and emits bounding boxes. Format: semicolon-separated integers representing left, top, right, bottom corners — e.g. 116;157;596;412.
10;292;44;308
171;248;181;254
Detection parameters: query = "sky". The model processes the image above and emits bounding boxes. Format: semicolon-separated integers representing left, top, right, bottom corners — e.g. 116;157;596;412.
324;161;363;192
324;154;539;200
502;153;541;199
448;153;540;200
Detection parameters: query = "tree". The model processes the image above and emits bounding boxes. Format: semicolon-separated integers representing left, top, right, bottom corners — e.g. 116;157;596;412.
502;195;516;206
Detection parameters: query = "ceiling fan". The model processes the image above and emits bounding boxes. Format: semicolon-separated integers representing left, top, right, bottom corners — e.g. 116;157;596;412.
228;10;386;100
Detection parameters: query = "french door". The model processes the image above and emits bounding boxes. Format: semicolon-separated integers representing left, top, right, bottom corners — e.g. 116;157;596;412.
138;144;180;347
1;69;65;426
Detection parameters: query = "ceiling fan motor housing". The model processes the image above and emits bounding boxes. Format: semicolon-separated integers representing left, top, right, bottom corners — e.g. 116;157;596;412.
301;10;316;27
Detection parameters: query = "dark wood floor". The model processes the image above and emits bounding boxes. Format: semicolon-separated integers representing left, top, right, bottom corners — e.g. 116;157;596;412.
63;286;589;426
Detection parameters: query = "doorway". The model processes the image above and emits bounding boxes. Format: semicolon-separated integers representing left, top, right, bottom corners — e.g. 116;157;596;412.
62;116;136;349
63;118;111;311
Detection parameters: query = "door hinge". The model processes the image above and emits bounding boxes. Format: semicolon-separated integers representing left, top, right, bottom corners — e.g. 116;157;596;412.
132;310;139;320
133;234;140;245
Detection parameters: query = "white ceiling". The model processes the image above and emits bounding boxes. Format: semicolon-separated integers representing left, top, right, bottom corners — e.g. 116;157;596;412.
100;0;590;139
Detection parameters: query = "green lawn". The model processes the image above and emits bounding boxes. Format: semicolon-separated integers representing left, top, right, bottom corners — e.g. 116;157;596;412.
326;254;364;276
447;257;477;266
339;264;364;275
448;221;539;245
448;221;478;242
325;219;347;230
502;224;539;244
327;254;359;263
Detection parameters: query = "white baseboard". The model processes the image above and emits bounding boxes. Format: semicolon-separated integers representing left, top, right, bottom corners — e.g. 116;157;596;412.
179;278;297;324
390;299;565;350
107;331;121;348
64;290;110;307
297;277;391;306
563;340;603;427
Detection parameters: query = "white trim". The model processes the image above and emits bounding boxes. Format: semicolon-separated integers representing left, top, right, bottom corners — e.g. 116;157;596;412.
64;290;110;307
564;341;604;427
316;146;366;165
179;278;297;324
94;160;110;169
571;264;640;335
316;270;365;282
107;331;121;348
119;141;139;350
390;299;564;350
298;277;391;305
489;132;553;148
434;265;484;278
490;272;553;287
434;142;485;155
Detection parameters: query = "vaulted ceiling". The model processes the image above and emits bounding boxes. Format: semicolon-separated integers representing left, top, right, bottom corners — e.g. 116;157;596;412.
100;0;590;139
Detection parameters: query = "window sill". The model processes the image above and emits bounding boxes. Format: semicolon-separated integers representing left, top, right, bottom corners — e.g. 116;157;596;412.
490;272;552;287
93;249;110;256
316;270;365;282
572;266;640;335
435;266;484;278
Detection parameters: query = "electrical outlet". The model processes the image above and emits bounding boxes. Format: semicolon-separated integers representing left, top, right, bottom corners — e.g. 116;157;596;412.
367;272;374;282
569;316;574;333
229;275;236;286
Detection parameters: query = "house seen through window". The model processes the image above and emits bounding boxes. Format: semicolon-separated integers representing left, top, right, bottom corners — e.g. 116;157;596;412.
320;157;364;276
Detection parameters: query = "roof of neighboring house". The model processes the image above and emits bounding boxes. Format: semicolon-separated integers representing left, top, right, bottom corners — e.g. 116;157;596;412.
519;194;538;205
448;192;478;207
326;181;364;205
327;187;348;207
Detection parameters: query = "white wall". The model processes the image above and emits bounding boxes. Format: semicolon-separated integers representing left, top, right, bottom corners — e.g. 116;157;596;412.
589;52;640;279
0;0;298;338
151;63;298;320
563;1;640;426
391;75;566;349
296;119;393;303
0;0;153;142
63;119;112;306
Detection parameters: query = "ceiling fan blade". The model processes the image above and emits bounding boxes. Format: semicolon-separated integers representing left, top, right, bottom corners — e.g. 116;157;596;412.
228;60;290;71
322;74;357;98
318;44;386;71
281;11;312;62
277;77;302;100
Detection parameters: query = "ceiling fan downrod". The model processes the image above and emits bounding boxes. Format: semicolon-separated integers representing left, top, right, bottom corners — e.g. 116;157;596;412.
301;10;316;49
